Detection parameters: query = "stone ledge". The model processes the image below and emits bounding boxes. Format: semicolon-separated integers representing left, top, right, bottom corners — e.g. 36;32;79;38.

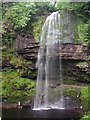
17;43;89;61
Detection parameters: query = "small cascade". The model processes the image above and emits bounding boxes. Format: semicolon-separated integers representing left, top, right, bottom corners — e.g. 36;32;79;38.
33;11;76;110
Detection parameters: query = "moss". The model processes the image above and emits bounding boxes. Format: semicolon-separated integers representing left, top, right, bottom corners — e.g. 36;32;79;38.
64;88;78;98
63;79;76;85
80;86;89;100
80;111;90;120
32;16;46;42
25;60;32;65
87;55;90;61
0;72;2;78
2;48;26;67
80;85;90;109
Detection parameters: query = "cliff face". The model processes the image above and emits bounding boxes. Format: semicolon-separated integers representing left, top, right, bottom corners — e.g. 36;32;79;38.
62;59;90;83
17;43;89;60
15;39;90;83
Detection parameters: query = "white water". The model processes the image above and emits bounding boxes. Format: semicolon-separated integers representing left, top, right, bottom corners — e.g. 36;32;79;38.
33;11;76;110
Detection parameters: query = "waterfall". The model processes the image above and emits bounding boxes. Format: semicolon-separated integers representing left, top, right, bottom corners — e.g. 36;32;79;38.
33;11;76;110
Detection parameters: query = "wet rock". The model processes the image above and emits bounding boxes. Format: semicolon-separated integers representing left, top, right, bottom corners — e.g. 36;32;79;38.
2;57;14;68
16;42;90;82
2;103;18;109
20;73;37;80
16;33;39;51
62;60;90;83
17;43;89;61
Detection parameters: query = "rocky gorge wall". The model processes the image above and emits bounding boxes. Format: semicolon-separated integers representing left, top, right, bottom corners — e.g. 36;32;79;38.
15;39;90;83
2;32;90;83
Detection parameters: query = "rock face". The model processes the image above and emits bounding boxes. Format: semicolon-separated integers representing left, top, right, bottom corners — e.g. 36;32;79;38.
16;41;90;83
62;60;90;83
61;44;89;60
2;57;14;68
15;34;35;52
17;43;89;61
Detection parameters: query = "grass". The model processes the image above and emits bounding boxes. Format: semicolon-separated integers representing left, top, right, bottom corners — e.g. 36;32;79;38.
0;72;2;79
80;85;90;120
80;85;90;110
80;112;90;120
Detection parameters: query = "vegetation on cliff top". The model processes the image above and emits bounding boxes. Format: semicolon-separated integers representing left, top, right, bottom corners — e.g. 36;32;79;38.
2;2;90;48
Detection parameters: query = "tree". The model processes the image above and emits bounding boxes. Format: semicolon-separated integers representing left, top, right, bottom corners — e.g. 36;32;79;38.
56;2;90;44
2;2;36;48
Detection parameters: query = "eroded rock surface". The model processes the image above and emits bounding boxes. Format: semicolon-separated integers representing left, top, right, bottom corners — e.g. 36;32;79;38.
16;42;90;82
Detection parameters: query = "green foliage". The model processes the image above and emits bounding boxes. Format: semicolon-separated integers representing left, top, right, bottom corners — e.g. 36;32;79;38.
35;2;57;15
2;2;56;47
3;2;36;30
0;3;3;34
78;21;90;44
56;2;71;10
80;86;90;109
2;2;36;48
2;48;36;103
2;70;36;102
80;112;90;120
87;55;90;61
56;2;89;21
1;2;90;104
2;31;16;49
0;2;2;20
2;48;18;65
32;2;57;42
2;2;90;47
80;86;89;100
33;16;46;42
0;72;2;78
64;88;78;98
56;2;90;45
63;79;75;85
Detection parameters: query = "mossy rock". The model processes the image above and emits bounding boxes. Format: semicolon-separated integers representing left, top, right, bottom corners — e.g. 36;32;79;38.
32;16;46;42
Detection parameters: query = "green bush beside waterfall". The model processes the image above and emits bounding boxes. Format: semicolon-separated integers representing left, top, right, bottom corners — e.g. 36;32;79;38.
2;70;36;102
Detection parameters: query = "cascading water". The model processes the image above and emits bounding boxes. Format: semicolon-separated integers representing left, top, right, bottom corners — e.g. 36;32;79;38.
33;11;76;110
